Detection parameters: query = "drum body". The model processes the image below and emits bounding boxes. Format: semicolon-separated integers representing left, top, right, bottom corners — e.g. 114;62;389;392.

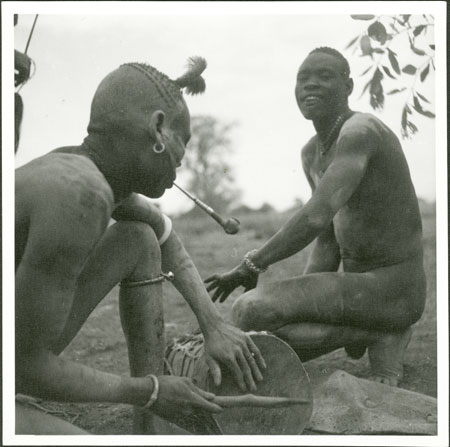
162;331;313;435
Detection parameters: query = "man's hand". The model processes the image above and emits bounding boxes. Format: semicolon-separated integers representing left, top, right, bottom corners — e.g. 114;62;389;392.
153;376;223;423
205;261;258;303
203;321;266;392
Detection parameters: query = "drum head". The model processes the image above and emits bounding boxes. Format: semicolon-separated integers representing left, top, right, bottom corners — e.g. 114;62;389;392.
207;333;313;435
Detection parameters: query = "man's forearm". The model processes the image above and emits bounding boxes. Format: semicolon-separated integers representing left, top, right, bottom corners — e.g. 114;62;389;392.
303;240;341;274
303;224;341;274
161;232;224;334
17;349;152;406
251;202;328;270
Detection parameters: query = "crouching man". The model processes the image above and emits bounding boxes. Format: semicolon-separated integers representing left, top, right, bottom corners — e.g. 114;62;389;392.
15;57;265;434
206;48;426;387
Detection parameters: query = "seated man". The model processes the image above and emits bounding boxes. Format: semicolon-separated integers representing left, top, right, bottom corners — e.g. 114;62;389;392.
15;57;265;434
206;47;426;387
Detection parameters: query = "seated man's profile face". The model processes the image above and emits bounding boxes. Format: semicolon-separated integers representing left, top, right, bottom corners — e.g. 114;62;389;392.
140;104;192;199
295;52;353;121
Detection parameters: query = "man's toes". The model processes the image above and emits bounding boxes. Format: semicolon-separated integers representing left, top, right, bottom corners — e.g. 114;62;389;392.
370;374;399;387
345;344;366;359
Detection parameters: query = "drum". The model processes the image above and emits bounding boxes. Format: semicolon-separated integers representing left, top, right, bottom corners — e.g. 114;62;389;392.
160;331;313;435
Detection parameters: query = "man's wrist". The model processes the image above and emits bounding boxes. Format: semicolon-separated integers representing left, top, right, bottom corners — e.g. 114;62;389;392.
198;310;226;337
243;249;267;274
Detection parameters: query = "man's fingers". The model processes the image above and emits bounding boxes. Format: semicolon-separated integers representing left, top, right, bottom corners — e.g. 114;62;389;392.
190;391;223;413
206;357;222;387
206;282;218;292
236;350;257;392
226;357;246;392
247;337;267;370
242;345;263;382
211;288;223;302
204;274;218;284
187;380;218;401
218;290;232;303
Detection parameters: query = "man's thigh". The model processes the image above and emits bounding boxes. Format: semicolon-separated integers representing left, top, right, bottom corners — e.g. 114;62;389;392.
52;220;160;354
241;259;425;331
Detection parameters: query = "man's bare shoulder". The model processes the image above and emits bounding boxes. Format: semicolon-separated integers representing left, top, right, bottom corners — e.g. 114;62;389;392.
16;153;114;257
301;135;318;168
16;152;114;211
340;112;384;140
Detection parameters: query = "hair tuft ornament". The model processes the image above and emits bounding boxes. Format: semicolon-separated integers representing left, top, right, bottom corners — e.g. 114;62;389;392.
175;56;207;95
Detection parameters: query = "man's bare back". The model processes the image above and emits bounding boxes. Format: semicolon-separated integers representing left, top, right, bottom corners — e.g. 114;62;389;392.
15;153;113;348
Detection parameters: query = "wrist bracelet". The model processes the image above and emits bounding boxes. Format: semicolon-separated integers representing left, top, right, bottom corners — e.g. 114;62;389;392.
142;374;159;410
244;249;267;274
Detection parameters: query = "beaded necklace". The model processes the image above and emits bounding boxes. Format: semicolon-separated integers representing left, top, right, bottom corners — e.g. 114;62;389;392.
317;114;345;155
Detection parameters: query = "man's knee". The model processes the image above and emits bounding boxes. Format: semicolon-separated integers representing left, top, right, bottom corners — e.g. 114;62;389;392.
232;291;280;331
111;221;161;273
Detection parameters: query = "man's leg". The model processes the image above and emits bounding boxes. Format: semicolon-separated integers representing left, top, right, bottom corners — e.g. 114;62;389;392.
51;221;165;433
232;262;424;386
16;401;89;434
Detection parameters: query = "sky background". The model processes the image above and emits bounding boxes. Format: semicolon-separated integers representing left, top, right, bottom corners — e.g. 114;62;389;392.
13;5;438;214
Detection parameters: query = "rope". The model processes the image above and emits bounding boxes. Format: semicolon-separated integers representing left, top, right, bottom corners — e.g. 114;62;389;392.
24;14;39;55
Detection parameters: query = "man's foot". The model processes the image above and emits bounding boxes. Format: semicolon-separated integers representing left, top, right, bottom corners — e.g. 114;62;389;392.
367;327;412;387
344;344;367;359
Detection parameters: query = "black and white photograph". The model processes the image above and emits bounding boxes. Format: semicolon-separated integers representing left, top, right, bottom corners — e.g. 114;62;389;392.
3;1;448;445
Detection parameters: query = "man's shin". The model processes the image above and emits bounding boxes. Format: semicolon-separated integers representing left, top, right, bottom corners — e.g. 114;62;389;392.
119;283;165;434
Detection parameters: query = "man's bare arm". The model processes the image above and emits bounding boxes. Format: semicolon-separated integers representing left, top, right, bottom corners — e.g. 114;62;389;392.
113;194;266;391
301;150;341;274
251;128;376;269
303;223;341;274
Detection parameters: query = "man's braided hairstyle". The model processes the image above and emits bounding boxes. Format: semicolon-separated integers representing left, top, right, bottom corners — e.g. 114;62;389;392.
309;47;351;78
86;56;207;140
121;56;207;110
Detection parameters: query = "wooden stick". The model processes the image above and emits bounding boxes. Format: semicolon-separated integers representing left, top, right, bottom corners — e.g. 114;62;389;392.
213;394;310;408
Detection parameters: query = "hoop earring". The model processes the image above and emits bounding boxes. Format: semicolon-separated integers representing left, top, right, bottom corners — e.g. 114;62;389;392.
153;142;166;154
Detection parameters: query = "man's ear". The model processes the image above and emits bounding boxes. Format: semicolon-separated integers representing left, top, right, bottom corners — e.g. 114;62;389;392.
149;110;166;144
346;78;354;96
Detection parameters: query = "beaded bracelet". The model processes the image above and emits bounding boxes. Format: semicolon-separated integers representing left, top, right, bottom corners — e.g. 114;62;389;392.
142;374;159;410
244;249;267;274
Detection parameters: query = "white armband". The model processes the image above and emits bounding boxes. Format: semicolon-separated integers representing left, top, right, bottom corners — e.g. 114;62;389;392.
158;214;173;246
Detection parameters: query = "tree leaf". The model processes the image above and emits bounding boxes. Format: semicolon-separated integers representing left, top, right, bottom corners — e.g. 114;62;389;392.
429;44;435;50
345;35;360;49
359;78;372;98
412;97;435;118
402;64;417;75
360;35;373;56
382;65;396;79
420;64;430;82
359;66;373;76
407;120;418;135
402;14;411;23
419;110;435;118
413;25;426;37
369;68;384;110
409;39;426;56
368;21;388;44
413;95;422;112
387;88;406;95
351;15;375;20
401;106;408;134
387;48;400;74
372;48;384;54
416;91;430;103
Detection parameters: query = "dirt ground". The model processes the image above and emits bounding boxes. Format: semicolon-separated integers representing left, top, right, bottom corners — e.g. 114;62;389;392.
37;205;437;435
